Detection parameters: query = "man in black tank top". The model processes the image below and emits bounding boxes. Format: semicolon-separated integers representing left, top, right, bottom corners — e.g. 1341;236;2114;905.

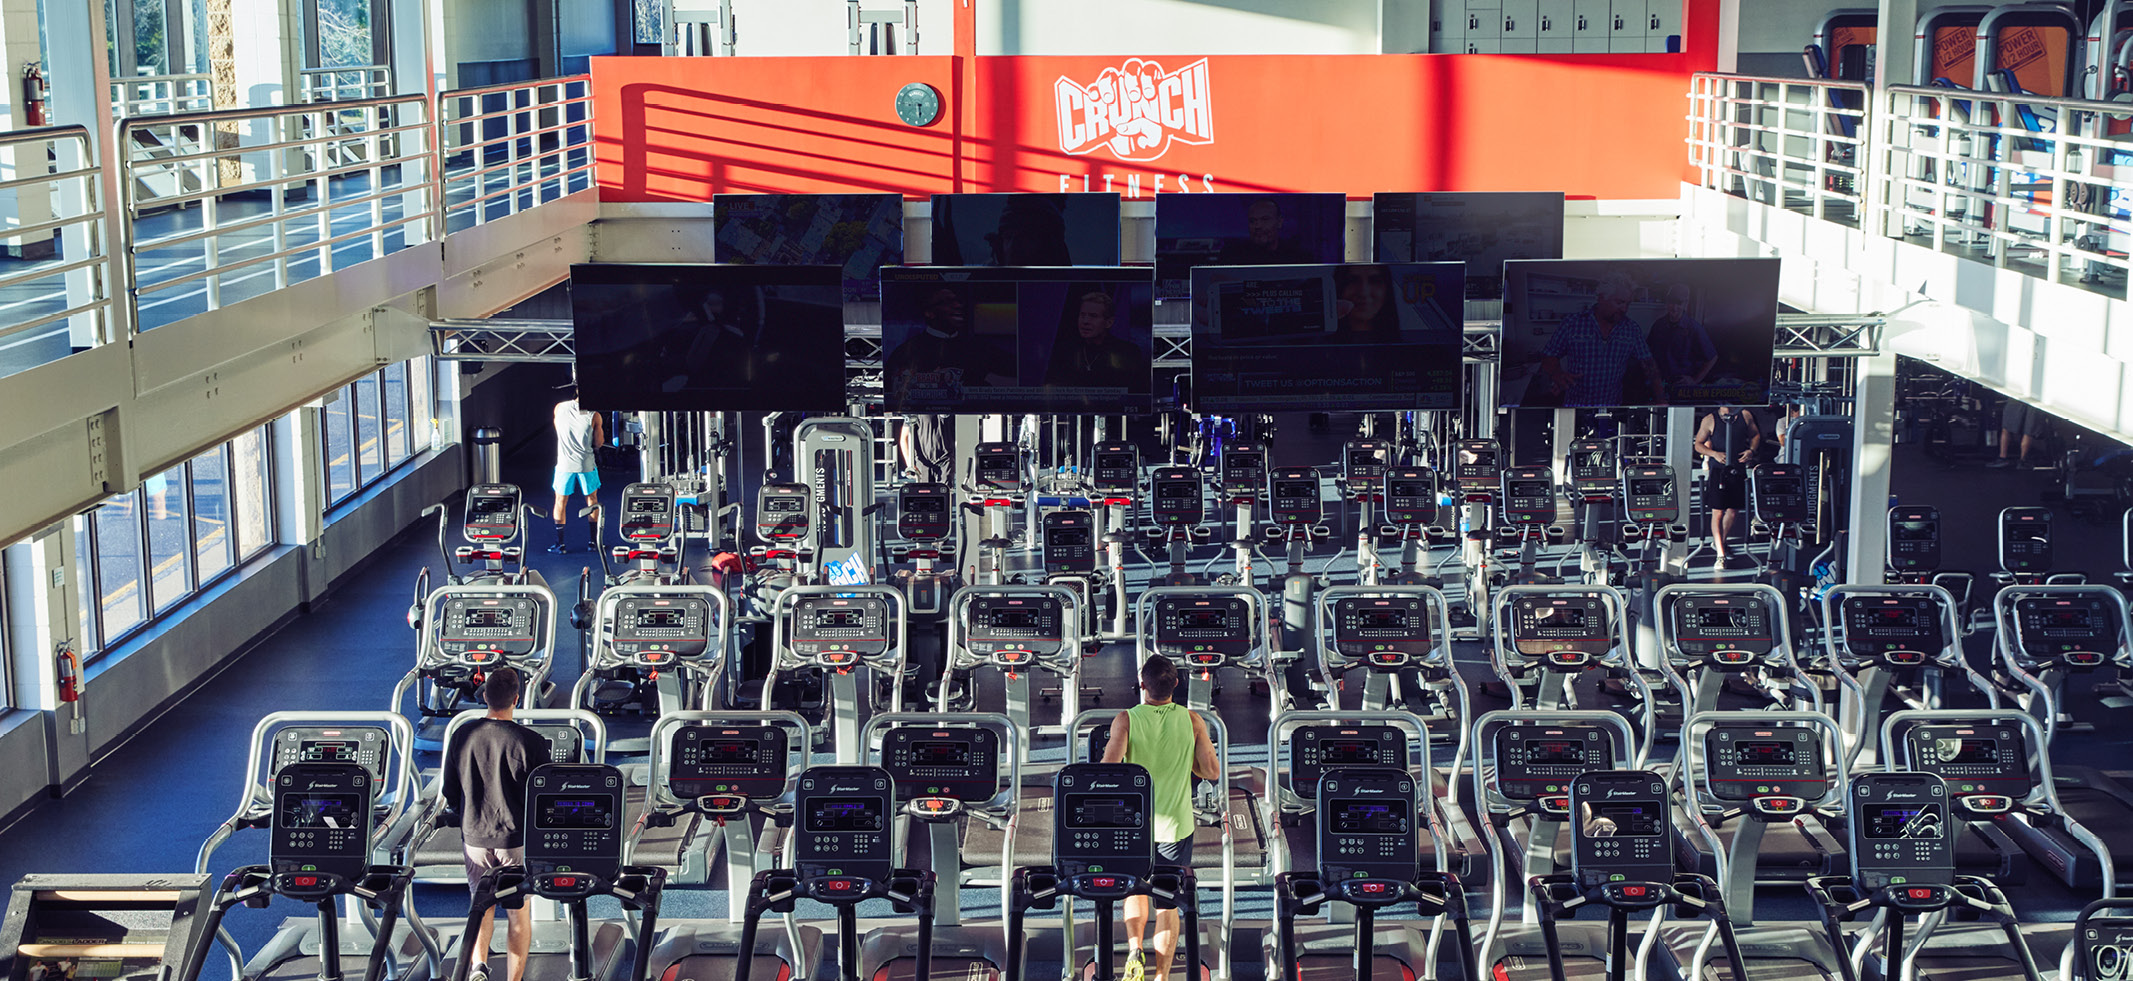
1693;407;1761;565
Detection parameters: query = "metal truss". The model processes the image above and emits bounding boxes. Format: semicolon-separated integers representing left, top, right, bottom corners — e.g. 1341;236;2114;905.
430;319;574;362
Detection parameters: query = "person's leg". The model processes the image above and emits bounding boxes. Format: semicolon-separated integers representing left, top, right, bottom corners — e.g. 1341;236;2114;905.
550;468;570;550
1151;908;1181;977
470;908;496;974
1710;504;1727;559
2020;434;2038;465
579;472;602;546
1123;894;1151;972
503;903;533;981
1717;508;1740;558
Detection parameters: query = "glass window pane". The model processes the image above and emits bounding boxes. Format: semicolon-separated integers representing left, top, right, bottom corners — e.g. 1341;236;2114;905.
145;465;192;614
382;361;410;466
314;0;372;67
324;393;354;505
234;426;273;557
132;0;168;74
353;373;382;486
92;494;146;642
73;516;97;653
192;447;233;583
408;357;433;453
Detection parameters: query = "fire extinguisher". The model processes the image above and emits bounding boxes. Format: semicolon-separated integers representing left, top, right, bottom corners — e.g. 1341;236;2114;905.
54;643;79;703
21;63;47;127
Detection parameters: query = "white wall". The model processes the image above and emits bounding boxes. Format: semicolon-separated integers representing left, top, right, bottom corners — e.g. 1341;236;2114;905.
721;0;955;55
976;0;1382;55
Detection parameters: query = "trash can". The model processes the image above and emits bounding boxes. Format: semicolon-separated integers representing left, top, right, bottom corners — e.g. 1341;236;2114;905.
471;427;504;485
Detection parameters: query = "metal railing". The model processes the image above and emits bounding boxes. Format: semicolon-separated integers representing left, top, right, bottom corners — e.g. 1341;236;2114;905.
1879;84;2133;288
0;125;113;378
300;65;395;103
1687;72;1868;227
119;93;438;330
438;75;594;234
111;73;215;118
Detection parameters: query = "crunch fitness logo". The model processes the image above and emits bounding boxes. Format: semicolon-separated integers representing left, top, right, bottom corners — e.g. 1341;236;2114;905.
1055;58;1213;162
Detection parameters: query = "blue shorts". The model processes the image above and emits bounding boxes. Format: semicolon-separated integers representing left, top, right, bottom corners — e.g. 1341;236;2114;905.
553;468;600;496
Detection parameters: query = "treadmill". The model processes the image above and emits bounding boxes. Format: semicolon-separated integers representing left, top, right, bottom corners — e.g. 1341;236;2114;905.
1266;710;1483;886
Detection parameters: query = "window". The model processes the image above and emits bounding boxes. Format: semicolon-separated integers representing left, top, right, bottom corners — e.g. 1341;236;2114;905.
323;360;433;512
191;447;233;583
89;494;146;646
144;464;191;614
233;426;274;559
323;393;355;506
302;0;388;69
408;357;434;452
382;361;411;466
353;372;383;485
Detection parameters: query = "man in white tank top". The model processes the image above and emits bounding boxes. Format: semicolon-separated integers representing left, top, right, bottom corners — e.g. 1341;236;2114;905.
550;388;603;552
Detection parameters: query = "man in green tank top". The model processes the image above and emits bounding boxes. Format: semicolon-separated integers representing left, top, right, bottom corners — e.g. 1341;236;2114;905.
1101;655;1219;980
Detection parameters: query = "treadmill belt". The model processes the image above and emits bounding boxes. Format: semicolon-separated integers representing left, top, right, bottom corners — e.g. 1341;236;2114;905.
660;955;793;981
1295;955;1413;981
964;786;1267;871
2052;787;2133;853
872;957;998;981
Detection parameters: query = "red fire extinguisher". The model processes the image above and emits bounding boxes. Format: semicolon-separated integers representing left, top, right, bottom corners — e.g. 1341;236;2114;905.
21;63;47;127
54;644;79;703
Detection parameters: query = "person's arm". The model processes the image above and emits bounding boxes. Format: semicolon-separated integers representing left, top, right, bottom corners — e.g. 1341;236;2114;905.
440;743;464;819
592;411;606;449
1741;412;1764;463
1101;712;1130;764
1190;713;1220;780
1693;414;1721;461
1640;358;1667;402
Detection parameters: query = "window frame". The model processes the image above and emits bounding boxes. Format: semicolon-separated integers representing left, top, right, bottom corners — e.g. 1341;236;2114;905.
300;0;391;71
322;360;434;514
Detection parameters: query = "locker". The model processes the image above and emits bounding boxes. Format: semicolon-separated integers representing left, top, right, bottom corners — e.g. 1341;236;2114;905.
1538;37;1575;52
1430;0;1465;52
1573;0;1613;51
1648;0;1681;50
1538;0;1575;42
1503;0;1539;39
1610;0;1650;52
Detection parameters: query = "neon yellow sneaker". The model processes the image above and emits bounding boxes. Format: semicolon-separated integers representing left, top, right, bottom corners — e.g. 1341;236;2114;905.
1122;948;1146;981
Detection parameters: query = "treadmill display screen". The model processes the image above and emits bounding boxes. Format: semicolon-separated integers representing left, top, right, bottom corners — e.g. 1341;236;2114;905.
1864;803;1943;839
1321;740;1383;764
1331;800;1410;835
537;796;616;830
816;610;865;627
1534;607;1588;629
1696;608;1752;630
464;609;514;628
903;497;944;513
300;741;360;763
764;497;803;513
635;609;686;628
912;740;973;767
279;795;359;829
1894;520;1935;540
805;797;885;832
1735;741;1796;766
704;739;757;762
1525;740;1587;765
1584;802;1663;838
1359;609;1409;630
1939;738;1997;764
1048;529;1090;547
1182;610;1231;629
1066;794;1144;828
1629;478;1671;497
471;497;514;514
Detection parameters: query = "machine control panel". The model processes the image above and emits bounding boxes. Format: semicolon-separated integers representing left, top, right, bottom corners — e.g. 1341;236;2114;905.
788;596;892;663
1888;506;1942;573
2000;507;2053;574
1269;469;1322;526
273;727;389;783
1151;595;1253;666
1570;771;1673;887
436;594;543;664
610;594;714;663
1849;772;1952;890
794;766;895;885
1508;591;1615;668
524;725;582;766
668;724;789;802
1704;725;1828;802
1318;767;1419;885
973;443;1025;494
1454;440;1502;501
1838;594;1946;667
1496;725;1615;806
1383;469;1438;525
1054;763;1154;883
1221;442;1267;497
1750;464;1809;525
1042;511;1097;574
462;484;523;543
897;484;954;543
271;763;371;894
756;484;813;544
881;726;1004;803
1330;596;1432;668
1904;723;2030;817
618;483;678;544
1344;440;1390;487
526;763;625;885
2012;594;2120;664
1291;725;1408;798
1566;440;1617;499
963;594;1067;663
1621;466;1680;525
1091;442;1140;496
1499;466;1555;525
1149;467;1204;527
1667;594;1776;667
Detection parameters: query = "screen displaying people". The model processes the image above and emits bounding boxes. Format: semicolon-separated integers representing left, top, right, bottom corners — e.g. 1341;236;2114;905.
1154;193;1346;299
1497;258;1780;408
881;266;1154;414
1189;262;1463;412
1372;191;1565;299
570;264;846;412
712;193;905;302
929;193;1122;266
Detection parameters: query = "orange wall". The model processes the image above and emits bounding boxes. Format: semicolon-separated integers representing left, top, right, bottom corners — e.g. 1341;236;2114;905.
594;7;1716;202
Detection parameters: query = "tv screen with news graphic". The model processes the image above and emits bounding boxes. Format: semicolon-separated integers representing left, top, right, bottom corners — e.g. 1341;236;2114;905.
1155;193;1347;299
1497;258;1780;409
570;263;847;412
711;193;905;303
1188;262;1464;412
1371;192;1565;299
880;266;1155;414
928;193;1122;266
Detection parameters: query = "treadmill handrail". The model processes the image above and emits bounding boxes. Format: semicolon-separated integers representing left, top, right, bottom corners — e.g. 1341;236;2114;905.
1992;583;2133;746
198;711;419;876
860;711;1023;815
942;584;1086;678
1488;582;1655;766
1653;581;1821;722
578;580;731;676
1819;582;1994;769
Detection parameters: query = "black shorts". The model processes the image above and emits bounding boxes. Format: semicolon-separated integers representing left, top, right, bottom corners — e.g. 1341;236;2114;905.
1708;464;1748;511
1155;835;1197;868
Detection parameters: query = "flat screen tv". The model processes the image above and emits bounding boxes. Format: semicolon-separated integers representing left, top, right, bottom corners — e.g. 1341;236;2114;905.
880;266;1155;414
570;263;846;412
1154;193;1346;299
712;193;905;302
1372;192;1565;299
1497;258;1781;408
928;193;1122;266
1188;263;1464;412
